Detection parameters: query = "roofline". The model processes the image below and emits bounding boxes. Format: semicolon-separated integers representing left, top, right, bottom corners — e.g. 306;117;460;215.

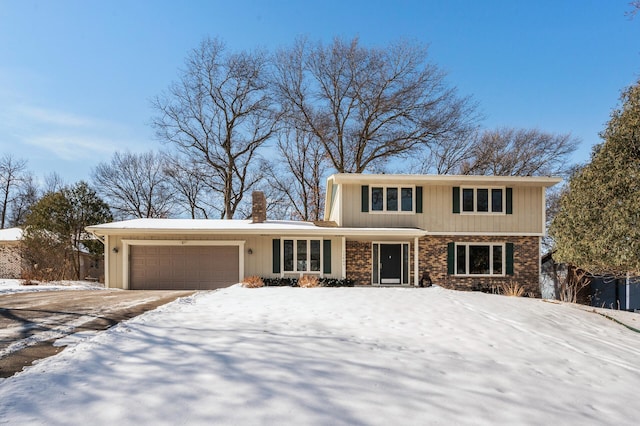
327;173;563;187
85;224;428;238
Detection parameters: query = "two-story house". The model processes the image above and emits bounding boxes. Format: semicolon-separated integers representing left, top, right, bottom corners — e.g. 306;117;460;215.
87;173;560;295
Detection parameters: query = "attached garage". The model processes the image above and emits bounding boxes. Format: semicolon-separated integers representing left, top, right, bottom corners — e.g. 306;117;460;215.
127;243;241;290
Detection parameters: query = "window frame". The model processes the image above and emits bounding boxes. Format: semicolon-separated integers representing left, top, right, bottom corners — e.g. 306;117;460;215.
282;238;324;275
369;185;415;214
371;241;411;285
460;187;506;215
454;242;506;277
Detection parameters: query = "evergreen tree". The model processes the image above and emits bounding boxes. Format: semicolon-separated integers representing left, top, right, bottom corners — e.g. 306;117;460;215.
23;182;112;280
550;78;640;276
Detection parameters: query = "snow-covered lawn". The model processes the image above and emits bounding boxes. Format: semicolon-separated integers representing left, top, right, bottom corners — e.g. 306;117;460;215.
1;285;639;425
0;278;105;294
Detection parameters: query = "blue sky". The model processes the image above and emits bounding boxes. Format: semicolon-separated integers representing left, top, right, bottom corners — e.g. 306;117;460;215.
1;0;639;184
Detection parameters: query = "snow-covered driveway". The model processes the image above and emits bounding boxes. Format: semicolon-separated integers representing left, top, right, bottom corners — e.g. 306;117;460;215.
1;285;639;425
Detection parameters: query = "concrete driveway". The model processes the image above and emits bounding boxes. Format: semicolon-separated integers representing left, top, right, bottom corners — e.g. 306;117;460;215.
0;290;194;378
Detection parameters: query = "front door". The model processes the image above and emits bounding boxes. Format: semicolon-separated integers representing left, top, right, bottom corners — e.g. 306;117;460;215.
380;244;402;284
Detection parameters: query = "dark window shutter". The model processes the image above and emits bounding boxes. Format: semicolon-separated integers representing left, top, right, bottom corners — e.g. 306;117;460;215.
416;186;423;213
323;240;332;274
506;188;513;214
452;187;460;214
361;185;369;212
447;242;455;275
506;242;514;275
272;239;281;274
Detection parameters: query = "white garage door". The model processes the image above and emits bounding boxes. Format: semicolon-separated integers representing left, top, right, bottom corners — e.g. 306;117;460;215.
129;245;239;290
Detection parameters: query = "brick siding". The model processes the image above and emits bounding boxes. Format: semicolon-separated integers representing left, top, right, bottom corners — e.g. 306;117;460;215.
345;241;371;285
420;235;540;296
345;235;541;296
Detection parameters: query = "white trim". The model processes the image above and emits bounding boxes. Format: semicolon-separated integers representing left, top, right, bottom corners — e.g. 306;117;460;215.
426;231;544;237
280;237;325;278
329;173;562;187
414;237;419;287
454;242;506;277
369;184;416;214
460;186;506;215
371;241;411;286
121;239;245;290
88;222;427;238
541;187;547;236
104;235;110;289
338;184;343;226
341;237;346;279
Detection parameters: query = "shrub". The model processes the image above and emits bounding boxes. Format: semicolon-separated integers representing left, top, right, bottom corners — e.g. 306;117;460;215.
319;278;355;287
298;275;320;288
263;277;298;287
242;276;264;288
500;281;525;297
261;277;355;287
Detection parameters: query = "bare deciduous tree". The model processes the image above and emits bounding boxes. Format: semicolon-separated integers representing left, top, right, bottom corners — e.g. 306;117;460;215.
92;151;174;219
152;37;277;219
410;132;477;174
266;128;329;221
273;37;477;173
164;156;215;219
9;172;39;227
0;154;27;228
461;128;579;177
43;172;65;195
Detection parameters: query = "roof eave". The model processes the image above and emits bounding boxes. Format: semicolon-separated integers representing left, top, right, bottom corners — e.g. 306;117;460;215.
327;173;563;187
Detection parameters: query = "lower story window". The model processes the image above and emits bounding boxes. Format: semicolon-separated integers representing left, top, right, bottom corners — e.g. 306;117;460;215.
455;243;504;276
284;239;321;273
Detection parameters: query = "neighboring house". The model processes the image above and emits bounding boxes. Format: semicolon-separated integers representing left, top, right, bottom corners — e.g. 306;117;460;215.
542;253;640;310
0;227;104;282
87;174;560;294
0;227;23;279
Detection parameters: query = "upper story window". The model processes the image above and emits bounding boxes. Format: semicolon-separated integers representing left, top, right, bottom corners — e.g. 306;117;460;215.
461;187;505;214
370;186;414;213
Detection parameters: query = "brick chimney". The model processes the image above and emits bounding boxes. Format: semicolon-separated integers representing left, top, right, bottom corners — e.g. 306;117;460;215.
252;191;267;223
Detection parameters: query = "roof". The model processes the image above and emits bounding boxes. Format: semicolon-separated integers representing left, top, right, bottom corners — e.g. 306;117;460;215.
0;227;23;242
86;218;427;237
327;173;563;187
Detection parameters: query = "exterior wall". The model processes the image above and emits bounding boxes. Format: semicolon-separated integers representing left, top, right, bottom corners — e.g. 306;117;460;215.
79;253;104;282
344;235;540;296
327;182;341;224
105;233;343;289
0;243;22;279
345;240;416;286
418;235;541;297
345;241;371;285
339;183;544;234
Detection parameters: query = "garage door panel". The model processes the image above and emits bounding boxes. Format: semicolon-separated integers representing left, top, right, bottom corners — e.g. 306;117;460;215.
130;245;239;290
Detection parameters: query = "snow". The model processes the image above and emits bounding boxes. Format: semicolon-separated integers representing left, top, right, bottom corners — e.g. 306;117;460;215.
0;227;22;241
86;218;426;237
1;286;639;425
0;279;105;295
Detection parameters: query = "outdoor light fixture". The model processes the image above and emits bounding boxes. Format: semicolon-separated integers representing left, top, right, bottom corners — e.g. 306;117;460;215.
112;247;119;254
247;248;253;255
